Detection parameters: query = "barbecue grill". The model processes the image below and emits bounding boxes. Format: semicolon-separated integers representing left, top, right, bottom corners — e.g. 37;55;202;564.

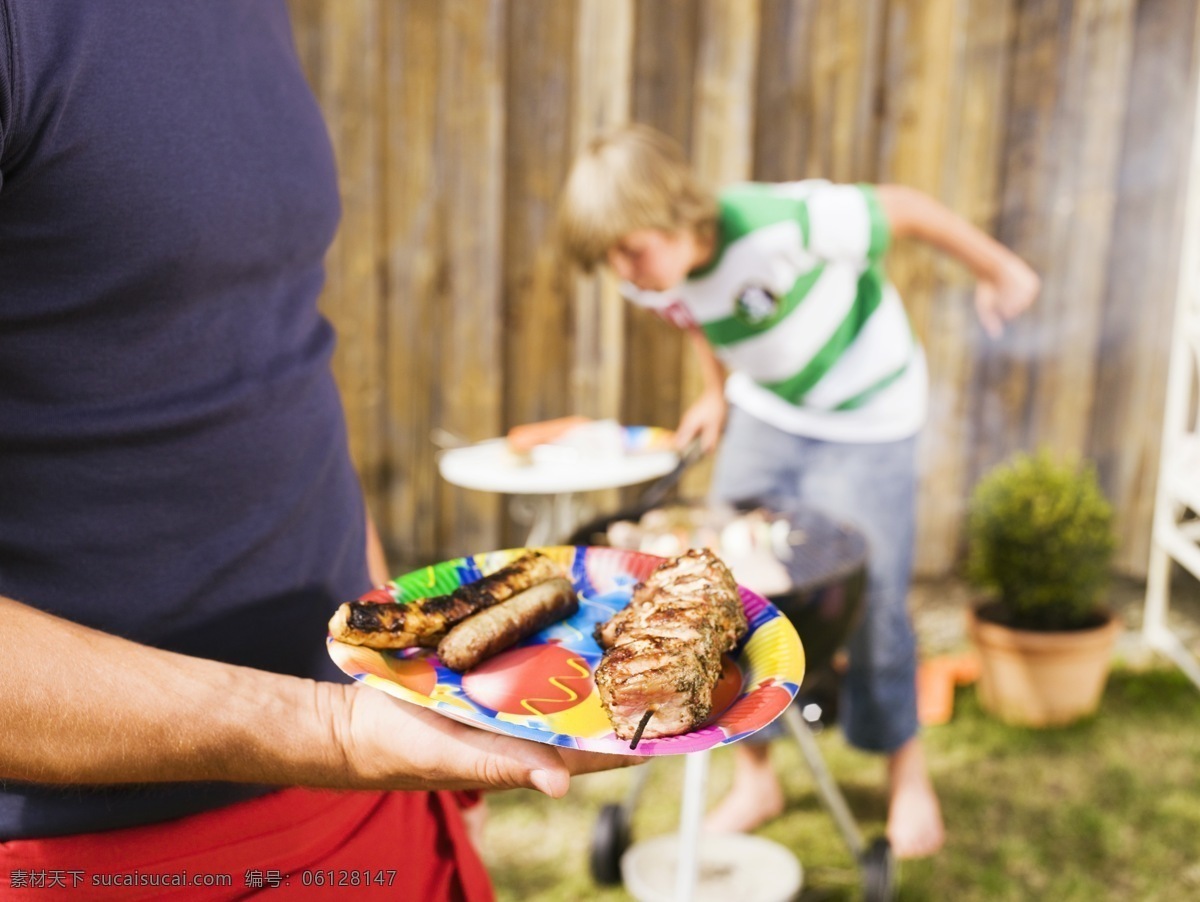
567;455;896;901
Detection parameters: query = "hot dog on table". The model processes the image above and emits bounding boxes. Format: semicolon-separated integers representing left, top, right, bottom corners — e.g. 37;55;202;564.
327;548;746;741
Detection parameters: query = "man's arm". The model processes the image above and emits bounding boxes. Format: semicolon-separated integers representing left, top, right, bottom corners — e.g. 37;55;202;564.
365;505;390;586
0;594;633;796
875;184;1040;337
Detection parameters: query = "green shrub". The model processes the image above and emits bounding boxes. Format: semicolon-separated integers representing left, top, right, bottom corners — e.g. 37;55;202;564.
967;449;1116;630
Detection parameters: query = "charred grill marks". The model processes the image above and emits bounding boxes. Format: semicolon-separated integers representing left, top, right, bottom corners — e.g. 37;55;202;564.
594;549;749;743
328;551;565;649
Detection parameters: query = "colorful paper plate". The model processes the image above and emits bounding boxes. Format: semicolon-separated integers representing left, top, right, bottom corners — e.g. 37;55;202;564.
620;425;676;454
327;546;805;756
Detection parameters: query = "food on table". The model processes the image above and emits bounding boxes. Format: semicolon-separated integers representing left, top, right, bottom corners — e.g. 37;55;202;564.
593;548;749;746
505;415;593;455
436;577;579;673
327;551;565;649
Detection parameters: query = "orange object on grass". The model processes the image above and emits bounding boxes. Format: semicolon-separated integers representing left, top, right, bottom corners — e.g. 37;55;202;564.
916;652;980;726
917;659;956;726
946;651;981;685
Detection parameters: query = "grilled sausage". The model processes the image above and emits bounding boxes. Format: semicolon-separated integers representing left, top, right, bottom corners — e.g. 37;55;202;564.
436;577;579;672
328;551;565;648
327;591;441;649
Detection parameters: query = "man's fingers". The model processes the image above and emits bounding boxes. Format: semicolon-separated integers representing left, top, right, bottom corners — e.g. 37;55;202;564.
344;661;645;799
454;736;639;798
559;748;645;776
351;689;572;793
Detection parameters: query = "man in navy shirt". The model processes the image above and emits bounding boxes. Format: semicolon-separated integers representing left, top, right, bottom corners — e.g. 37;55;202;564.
0;2;627;896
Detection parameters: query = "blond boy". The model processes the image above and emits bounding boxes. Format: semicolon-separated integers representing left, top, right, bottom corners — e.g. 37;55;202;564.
557;123;1038;858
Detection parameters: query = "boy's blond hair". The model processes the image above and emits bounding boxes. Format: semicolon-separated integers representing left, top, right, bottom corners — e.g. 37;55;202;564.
557;123;718;273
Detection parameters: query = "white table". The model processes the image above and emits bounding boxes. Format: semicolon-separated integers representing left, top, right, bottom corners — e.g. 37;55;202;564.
437;439;679;546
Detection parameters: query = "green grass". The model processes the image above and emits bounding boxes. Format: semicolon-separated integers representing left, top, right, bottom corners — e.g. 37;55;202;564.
480;666;1200;901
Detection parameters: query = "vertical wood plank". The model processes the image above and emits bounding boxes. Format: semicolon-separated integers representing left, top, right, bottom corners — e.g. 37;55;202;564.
435;0;506;555
503;0;576;432
984;0;1136;475
973;0;1059;473
880;0;1017;576
501;0;577;545
287;0;322;75
569;0;634;524
810;0;888;183
1092;0;1200;574
754;0;886;184
682;0;761;497
570;0;632;423
1026;0;1136;457
877;0;957;339
380;0;443;567
288;0;387;536
930;0;1017;575
876;0;958;575
691;0;760;188
625;0;700;446
753;0;817;181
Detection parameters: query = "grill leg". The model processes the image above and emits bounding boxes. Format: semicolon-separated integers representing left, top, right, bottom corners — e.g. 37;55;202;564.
621;757;653;815
781;704;865;860
674;750;710;902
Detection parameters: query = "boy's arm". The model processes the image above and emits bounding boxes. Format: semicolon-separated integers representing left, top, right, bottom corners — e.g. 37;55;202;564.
875;184;1040;337
675;326;728;453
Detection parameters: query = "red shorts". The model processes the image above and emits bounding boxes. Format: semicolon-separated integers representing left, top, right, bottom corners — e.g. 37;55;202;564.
0;788;493;901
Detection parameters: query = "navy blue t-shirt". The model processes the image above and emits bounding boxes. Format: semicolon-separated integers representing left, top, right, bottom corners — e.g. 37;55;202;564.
0;1;371;837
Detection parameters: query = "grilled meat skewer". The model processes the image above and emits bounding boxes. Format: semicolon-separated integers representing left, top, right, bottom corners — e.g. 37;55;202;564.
594;549;748;742
328;551;564;649
597;549;745;649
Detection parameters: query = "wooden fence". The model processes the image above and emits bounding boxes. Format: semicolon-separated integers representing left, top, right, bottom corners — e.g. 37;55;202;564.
286;0;1200;580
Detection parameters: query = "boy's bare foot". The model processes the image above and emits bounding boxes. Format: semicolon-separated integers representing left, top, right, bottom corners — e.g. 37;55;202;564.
703;743;784;833
886;736;944;859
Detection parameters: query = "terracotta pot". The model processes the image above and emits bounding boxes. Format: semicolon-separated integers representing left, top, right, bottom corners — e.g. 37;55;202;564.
965;605;1122;727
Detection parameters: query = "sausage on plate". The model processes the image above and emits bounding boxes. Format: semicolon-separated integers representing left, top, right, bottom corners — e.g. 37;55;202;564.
436;577;578;672
328;551;565;649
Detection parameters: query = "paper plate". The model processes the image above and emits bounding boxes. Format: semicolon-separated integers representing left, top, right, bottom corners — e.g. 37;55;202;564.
620;425;675;454
327;546;805;756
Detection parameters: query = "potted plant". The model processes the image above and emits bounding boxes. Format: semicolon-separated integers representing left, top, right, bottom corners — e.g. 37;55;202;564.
964;449;1122;726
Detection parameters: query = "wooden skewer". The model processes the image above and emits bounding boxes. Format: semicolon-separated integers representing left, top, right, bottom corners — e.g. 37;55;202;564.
629;708;655;750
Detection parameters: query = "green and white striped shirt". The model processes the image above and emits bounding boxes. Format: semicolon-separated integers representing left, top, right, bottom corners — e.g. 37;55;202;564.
623;180;927;443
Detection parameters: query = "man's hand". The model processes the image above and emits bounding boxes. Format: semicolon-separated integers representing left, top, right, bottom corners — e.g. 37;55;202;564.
330;682;643;798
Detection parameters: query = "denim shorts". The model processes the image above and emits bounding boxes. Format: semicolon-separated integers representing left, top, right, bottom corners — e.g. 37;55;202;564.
710;404;920;754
